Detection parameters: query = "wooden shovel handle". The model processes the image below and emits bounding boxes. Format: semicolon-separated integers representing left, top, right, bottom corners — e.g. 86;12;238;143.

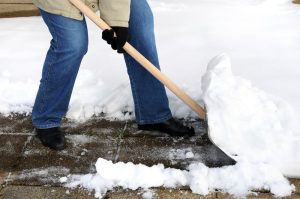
69;0;207;119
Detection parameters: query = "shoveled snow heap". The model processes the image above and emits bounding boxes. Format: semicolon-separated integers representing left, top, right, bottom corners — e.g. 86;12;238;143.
202;54;300;177
62;54;299;198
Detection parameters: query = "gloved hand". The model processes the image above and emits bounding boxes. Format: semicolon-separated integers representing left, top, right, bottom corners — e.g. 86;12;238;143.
102;27;129;54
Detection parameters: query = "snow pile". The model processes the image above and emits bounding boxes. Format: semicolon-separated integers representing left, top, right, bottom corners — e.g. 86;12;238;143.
202;54;300;177
62;158;294;198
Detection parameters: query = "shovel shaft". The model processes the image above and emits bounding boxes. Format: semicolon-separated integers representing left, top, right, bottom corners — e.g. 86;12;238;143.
69;0;207;119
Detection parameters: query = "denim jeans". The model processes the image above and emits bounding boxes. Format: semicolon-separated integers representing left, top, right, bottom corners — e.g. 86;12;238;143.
32;0;172;129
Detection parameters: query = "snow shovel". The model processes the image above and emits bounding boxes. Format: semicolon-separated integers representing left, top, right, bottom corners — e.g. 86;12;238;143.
69;0;236;167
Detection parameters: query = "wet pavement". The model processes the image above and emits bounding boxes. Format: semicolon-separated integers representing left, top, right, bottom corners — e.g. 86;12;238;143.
0;114;299;199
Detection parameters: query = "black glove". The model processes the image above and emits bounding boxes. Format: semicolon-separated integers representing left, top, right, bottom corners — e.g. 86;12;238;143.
102;27;129;54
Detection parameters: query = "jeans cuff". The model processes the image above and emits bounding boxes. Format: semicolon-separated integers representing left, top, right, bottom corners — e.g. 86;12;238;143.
137;112;173;125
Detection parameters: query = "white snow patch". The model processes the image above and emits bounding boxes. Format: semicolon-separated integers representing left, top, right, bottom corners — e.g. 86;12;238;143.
185;151;195;159
60;177;68;183
7;167;70;183
142;189;156;199
168;148;194;165
66;134;94;146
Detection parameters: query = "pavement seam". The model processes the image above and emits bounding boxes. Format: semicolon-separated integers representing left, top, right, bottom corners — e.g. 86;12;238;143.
20;131;35;155
0;133;34;135
102;121;128;199
2;172;12;188
3;184;65;188
113;121;128;163
6;130;35;176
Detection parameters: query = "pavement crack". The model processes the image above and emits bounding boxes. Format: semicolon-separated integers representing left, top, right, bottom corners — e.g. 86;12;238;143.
0;133;34;136
20;131;34;155
113;121;127;163
3;172;12;187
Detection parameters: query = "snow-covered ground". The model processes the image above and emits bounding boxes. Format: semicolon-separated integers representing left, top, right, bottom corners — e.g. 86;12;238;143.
1;0;300;198
1;0;300;121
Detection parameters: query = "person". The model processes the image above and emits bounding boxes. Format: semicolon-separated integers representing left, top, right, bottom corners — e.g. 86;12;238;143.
32;0;195;151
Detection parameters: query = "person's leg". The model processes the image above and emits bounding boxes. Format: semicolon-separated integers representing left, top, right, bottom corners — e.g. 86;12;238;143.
123;0;195;137
124;0;172;125
32;9;88;129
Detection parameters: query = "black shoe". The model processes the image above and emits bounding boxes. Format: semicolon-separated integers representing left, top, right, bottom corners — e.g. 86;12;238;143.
138;118;195;137
36;127;66;151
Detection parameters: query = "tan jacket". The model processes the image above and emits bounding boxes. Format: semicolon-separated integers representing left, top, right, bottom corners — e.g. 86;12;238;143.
33;0;130;27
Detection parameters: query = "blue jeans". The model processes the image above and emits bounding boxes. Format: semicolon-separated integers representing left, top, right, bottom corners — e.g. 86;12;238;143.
32;0;172;129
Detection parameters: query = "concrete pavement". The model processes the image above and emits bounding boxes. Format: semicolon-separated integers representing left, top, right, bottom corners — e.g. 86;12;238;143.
0;114;299;199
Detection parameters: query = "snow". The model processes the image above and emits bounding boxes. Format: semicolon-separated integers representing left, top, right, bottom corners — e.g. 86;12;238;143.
1;0;300;198
142;189;156;199
61;54;299;199
1;0;300;121
66;134;94;146
60;177;68;183
62;158;294;198
185;151;195;159
7;167;70;184
202;54;300;177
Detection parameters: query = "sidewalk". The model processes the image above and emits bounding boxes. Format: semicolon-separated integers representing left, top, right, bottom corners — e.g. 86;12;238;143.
0;0;39;18
0;114;299;199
